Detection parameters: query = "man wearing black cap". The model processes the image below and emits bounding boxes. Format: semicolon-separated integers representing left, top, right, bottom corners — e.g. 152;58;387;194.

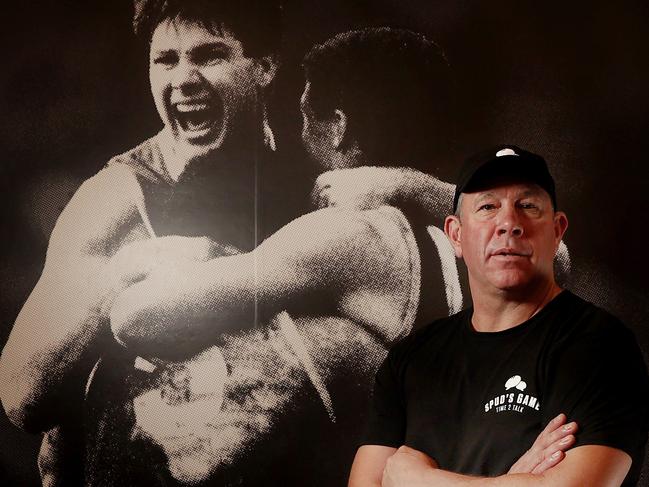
349;146;649;486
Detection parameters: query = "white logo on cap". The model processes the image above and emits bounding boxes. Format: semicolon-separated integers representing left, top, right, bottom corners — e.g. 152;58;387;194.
496;148;518;157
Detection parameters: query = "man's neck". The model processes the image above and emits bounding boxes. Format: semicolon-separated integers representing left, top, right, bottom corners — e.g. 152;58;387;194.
470;279;563;333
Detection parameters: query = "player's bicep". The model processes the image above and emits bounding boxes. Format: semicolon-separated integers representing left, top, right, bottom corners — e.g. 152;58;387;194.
32;169;147;310
254;207;415;339
348;445;397;487
254;209;387;304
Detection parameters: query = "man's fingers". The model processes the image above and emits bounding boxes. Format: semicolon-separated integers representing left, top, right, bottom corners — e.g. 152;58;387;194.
534;415;577;450
508;415;577;475
311;185;331;209
536;413;567;445
546;433;576;455
528;433;575;475
531;450;566;475
310;173;332;208
542;421;578;448
546;413;568;431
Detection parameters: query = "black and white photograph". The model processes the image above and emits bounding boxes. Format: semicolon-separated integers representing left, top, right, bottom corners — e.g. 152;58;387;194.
1;1;649;486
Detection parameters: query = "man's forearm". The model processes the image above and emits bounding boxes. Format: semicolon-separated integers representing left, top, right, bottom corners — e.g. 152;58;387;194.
382;446;630;487
420;469;545;487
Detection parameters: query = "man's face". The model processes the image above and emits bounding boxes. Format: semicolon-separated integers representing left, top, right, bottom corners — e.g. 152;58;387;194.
300;83;338;171
445;181;568;294
149;18;269;159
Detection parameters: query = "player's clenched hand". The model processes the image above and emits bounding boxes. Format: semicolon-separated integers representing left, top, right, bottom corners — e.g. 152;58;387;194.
508;413;578;475
109;236;232;287
107;256;203;351
100;236;236;316
382;445;438;487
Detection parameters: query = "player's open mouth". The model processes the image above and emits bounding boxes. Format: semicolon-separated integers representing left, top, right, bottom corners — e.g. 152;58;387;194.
172;99;224;140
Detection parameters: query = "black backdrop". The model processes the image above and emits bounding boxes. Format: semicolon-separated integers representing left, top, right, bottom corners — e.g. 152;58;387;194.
2;1;649;485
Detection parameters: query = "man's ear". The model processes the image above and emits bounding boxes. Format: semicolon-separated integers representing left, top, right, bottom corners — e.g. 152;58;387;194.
553;211;569;247
444;215;463;258
331;109;347;149
254;55;278;88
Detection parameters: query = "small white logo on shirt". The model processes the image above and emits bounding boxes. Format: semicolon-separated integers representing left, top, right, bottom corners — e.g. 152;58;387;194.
505;375;527;391
484;375;540;414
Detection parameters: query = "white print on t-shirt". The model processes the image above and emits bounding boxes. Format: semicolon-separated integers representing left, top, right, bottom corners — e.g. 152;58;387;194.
484;375;540;414
505;375;527;391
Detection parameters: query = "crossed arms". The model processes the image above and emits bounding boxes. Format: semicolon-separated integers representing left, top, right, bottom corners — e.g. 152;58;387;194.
350;406;632;487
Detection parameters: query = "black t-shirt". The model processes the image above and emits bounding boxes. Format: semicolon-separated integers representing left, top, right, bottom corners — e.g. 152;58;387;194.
363;291;649;485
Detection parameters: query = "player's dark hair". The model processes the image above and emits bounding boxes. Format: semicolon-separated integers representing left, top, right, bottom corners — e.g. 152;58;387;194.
302;27;454;171
133;0;282;57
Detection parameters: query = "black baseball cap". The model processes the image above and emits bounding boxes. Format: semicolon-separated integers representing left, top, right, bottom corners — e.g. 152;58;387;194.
452;145;557;212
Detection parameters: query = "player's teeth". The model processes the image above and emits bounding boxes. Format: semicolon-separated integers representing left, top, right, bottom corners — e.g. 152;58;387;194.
176;104;209;112
186;119;210;131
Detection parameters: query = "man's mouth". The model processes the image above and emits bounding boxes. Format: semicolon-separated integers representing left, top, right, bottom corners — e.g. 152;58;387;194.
172;99;223;139
491;248;530;258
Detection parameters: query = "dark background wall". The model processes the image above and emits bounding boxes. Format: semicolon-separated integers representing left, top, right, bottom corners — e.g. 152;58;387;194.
2;1;648;485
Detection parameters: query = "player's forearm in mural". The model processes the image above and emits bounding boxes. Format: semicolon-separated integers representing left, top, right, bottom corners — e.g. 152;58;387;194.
311;166;455;224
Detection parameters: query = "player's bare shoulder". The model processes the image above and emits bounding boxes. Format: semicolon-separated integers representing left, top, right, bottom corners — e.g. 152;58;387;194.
47;163;151;263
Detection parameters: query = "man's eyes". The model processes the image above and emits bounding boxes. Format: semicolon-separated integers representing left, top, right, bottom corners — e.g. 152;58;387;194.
151;48;229;67
519;201;539;210
152;53;178;66
477;203;496;211
475;202;540;212
192;48;229;65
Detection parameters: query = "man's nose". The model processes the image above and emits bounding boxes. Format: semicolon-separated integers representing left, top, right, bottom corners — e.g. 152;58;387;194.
496;205;523;237
171;59;203;92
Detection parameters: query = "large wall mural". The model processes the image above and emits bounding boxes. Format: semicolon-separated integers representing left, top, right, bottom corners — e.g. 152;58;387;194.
1;1;648;486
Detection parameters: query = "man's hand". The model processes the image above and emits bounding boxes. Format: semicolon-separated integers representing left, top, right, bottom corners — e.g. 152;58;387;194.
508;413;577;475
311;167;405;210
98;236;238;357
380;414;577;484
107;235;233;286
382;446;439;487
100;236;236;316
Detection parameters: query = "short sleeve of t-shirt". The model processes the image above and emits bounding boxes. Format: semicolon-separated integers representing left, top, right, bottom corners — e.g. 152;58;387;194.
360;345;407;448
541;311;649;480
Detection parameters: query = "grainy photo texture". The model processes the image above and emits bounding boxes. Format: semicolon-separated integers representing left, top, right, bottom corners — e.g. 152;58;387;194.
1;1;648;486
